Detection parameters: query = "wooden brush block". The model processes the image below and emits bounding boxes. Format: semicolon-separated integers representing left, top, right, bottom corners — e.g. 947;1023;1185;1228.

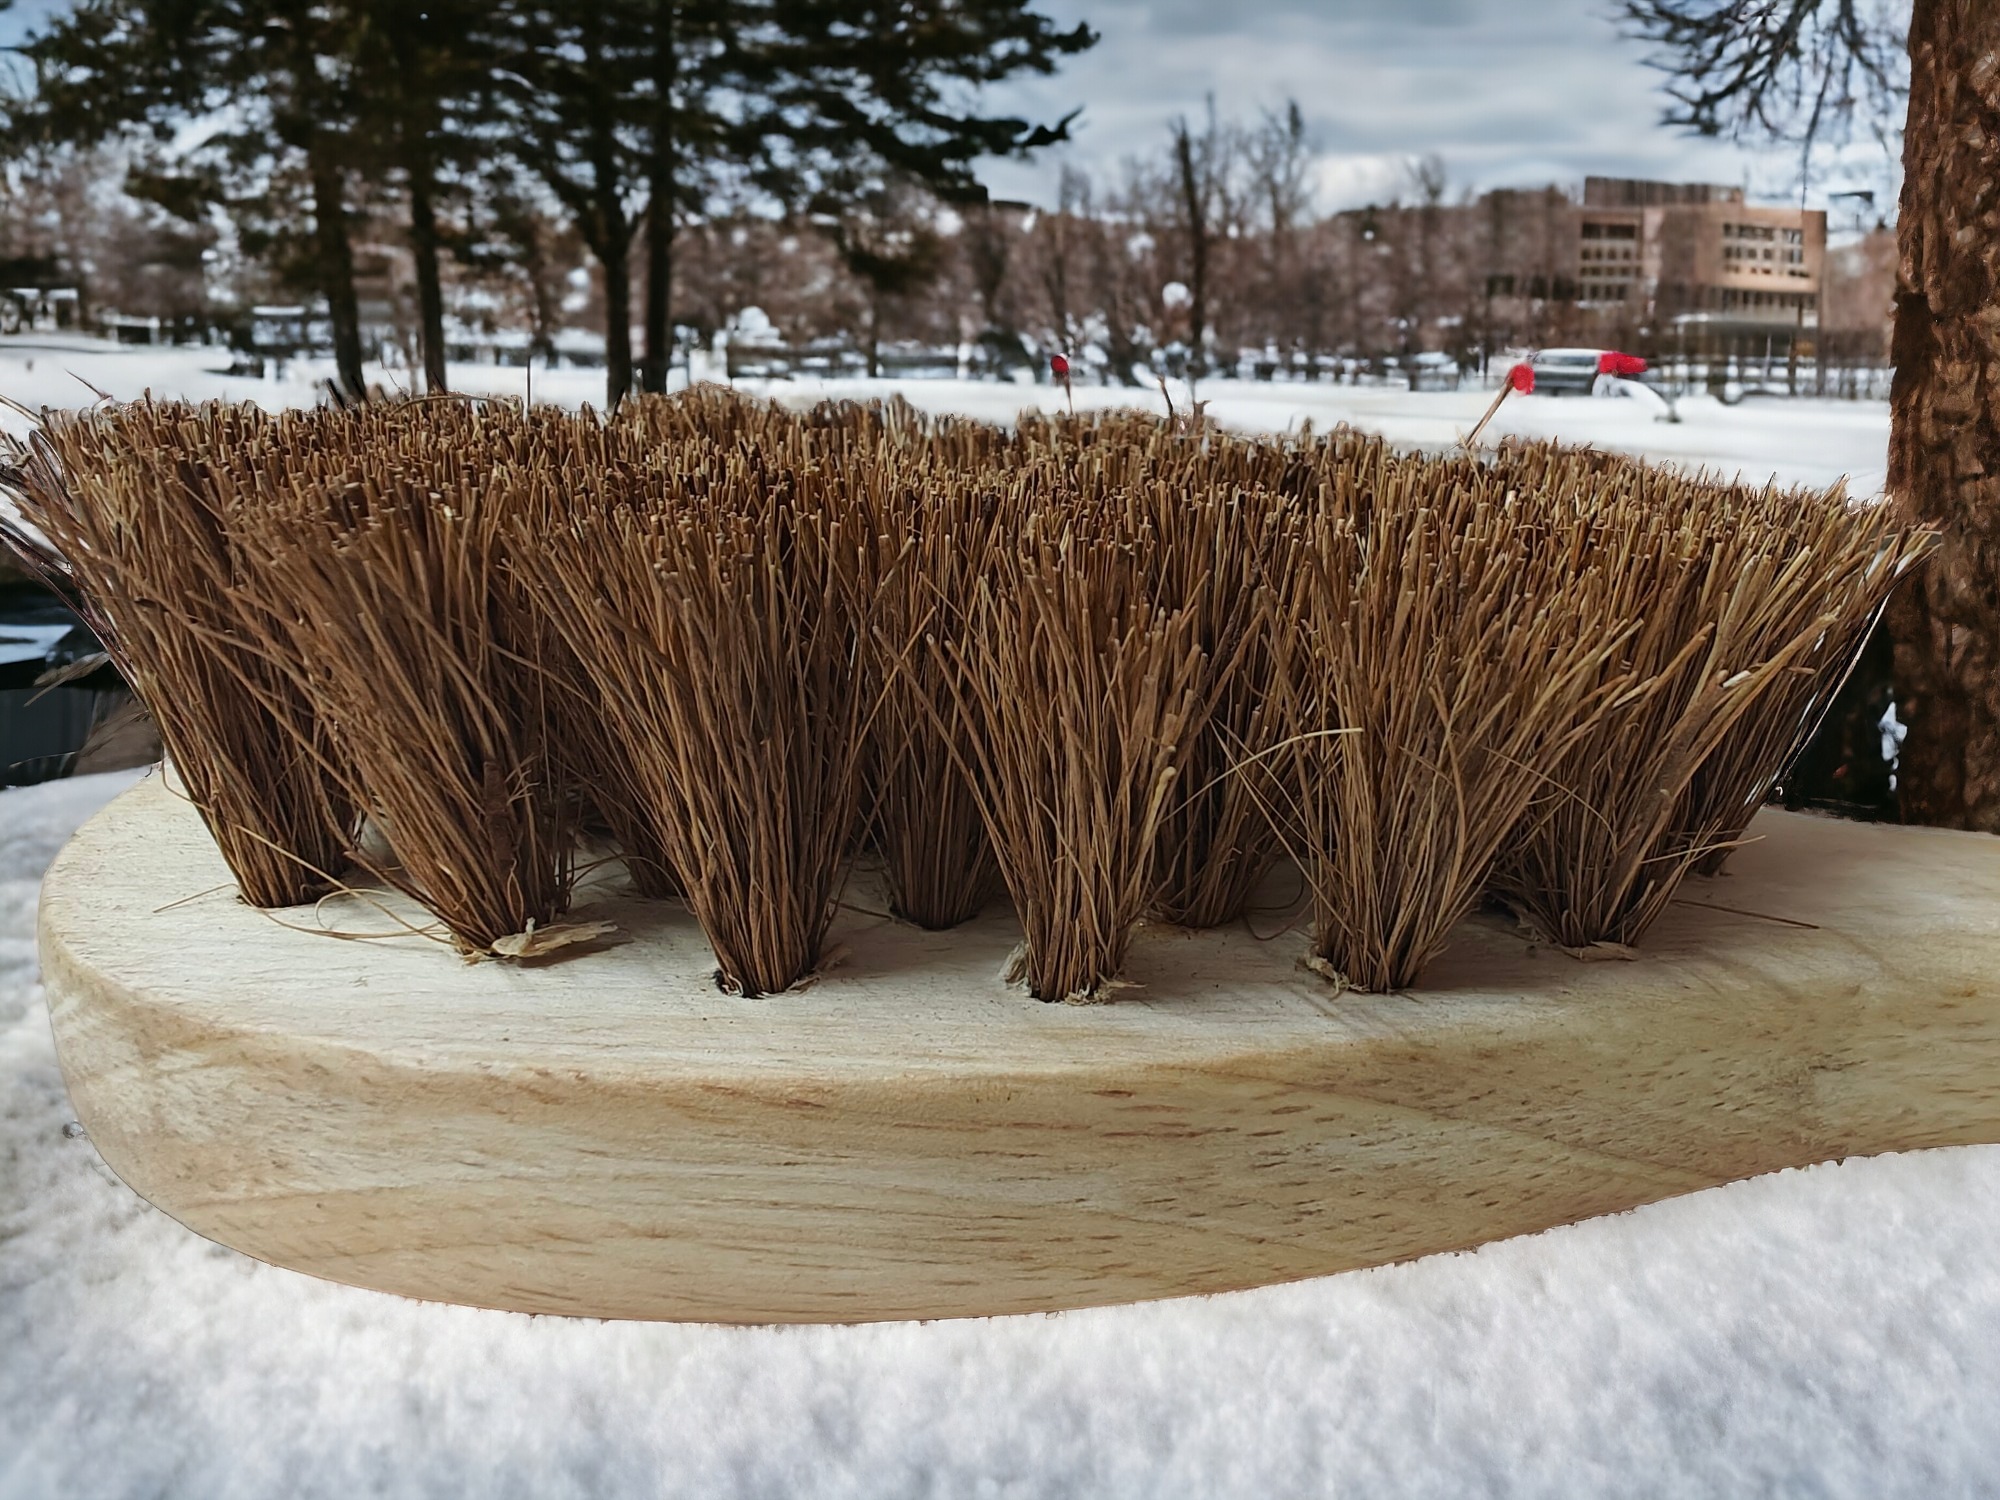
38;774;2000;1324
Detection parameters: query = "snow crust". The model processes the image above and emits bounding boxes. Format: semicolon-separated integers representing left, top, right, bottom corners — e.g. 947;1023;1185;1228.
4;774;2000;1497
2;335;1888;497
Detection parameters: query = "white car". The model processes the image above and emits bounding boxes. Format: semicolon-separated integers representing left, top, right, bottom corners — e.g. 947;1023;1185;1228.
1526;348;1607;396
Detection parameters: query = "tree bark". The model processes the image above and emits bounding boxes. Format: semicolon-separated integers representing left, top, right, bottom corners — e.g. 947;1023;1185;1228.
602;235;635;409
866;286;881;378
1885;0;2000;830
407;152;449;394
641;205;674;393
641;11;677;395
1174;124;1208;378
1041;219;1072;351
310;159;367;402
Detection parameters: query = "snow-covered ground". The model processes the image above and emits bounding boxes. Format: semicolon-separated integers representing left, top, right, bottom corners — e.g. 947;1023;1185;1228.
5;773;2000;1498
2;334;1890;496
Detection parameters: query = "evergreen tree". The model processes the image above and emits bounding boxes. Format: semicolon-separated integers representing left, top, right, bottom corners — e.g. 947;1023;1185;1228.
353;0;495;393
5;0;375;400
733;0;1094;203
486;0;692;407
636;1;738;393
489;0;1093;407
7;0;1094;409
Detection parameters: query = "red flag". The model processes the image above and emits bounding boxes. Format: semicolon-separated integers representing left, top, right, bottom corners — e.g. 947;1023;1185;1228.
1050;354;1070;379
1508;362;1535;394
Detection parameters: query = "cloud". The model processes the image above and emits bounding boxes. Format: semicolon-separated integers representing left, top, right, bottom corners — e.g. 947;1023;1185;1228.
1309;155;1409;210
972;0;1903;211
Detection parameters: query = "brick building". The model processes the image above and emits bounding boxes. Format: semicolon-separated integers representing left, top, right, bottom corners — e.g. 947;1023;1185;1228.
1475;177;1829;365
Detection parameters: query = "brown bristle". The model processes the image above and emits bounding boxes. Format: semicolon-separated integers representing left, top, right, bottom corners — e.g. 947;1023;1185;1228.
934;499;1205;1001
509;428;875;995
2;389;1933;998
1;403;354;908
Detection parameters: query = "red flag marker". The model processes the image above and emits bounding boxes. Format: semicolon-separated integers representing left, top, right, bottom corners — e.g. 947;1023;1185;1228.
1051;353;1073;416
1465;361;1534;448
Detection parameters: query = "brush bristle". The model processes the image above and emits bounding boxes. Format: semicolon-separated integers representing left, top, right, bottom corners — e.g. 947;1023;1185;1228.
1;390;1931;992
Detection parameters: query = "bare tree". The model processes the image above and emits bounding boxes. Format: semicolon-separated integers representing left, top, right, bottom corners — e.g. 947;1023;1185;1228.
813;175;944;378
1033;164;1091;356
1393;154;1451;356
1092;163;1162;385
1625;0;1908;178
961;199;1022;341
1243;99;1315;357
1168;97;1232;378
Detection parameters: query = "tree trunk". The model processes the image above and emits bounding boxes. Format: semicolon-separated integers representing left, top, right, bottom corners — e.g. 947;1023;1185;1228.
641;13;676;395
642;208;674;393
311;159;367;402
1174;126;1208;379
866;286;881;379
1041;222;1071;352
1885;0;2000;830
602;235;634;410
407;152;449;394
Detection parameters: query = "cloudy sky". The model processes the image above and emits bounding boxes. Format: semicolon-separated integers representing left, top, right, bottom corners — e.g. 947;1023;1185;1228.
0;0;1904;221
970;0;1901;217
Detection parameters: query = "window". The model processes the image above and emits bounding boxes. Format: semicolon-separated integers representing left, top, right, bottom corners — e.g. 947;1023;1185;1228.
1724;221;1782;244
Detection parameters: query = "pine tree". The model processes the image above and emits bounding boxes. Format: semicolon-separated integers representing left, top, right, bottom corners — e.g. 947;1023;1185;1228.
490;0;1093;407
352;0;495;393
734;0;1095;215
6;0;375;400
485;0;742;406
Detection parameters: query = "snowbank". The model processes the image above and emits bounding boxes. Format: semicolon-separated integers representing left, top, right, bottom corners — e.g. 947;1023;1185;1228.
3;772;1998;1498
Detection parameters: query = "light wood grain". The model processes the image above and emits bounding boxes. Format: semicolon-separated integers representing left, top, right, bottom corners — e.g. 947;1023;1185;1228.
38;773;2000;1323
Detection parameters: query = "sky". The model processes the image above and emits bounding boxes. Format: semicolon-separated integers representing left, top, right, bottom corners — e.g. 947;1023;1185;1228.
968;0;1903;219
0;0;1906;225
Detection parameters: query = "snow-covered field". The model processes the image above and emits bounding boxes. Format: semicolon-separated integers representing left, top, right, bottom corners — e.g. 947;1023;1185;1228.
2;333;1890;496
5;777;2000;1498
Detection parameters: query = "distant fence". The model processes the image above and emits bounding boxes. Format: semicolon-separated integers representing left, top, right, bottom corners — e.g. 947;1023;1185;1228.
1642;355;1893;401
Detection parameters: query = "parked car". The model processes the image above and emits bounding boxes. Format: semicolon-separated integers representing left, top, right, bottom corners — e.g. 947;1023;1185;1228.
1408;351;1462;391
1526;347;1606;396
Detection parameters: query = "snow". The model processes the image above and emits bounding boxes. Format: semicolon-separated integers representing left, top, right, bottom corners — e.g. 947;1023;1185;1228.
5;774;2000;1496
3;334;1889;497
0;624;75;669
